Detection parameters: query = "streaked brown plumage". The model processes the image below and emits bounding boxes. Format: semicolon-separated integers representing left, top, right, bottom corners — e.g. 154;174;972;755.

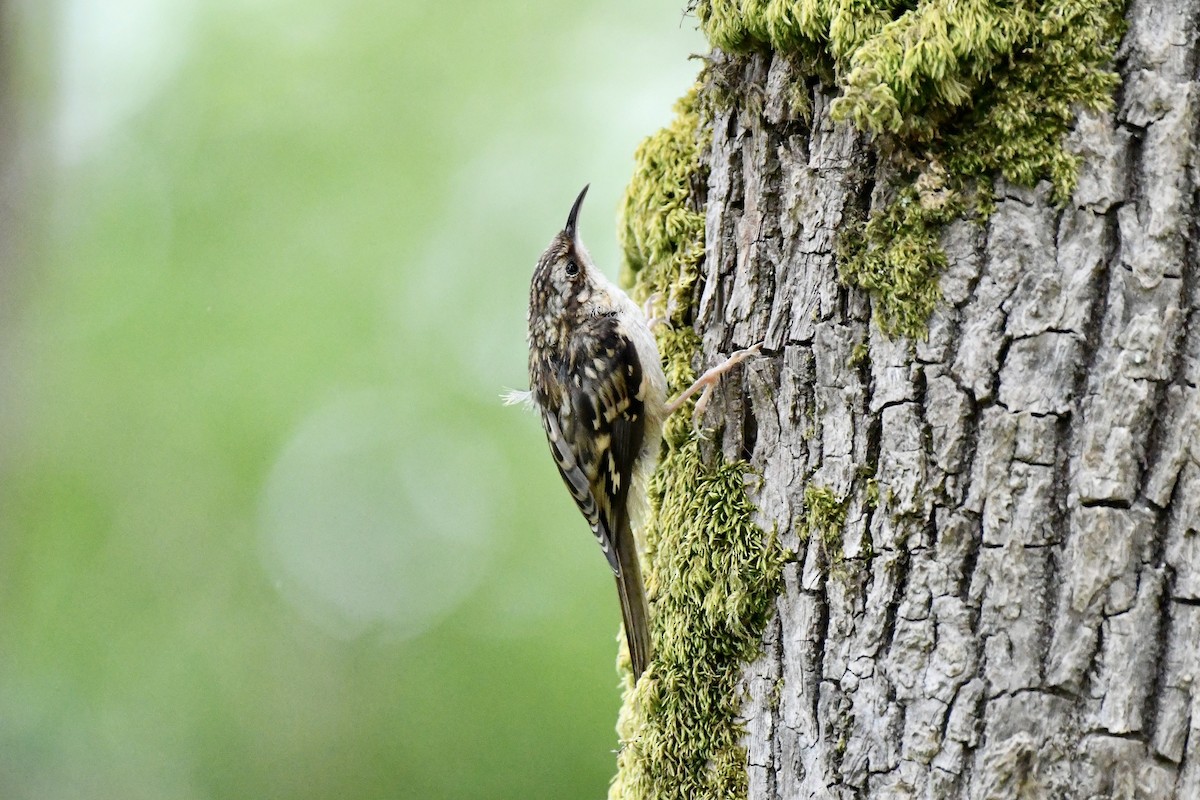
511;185;762;679
523;186;666;678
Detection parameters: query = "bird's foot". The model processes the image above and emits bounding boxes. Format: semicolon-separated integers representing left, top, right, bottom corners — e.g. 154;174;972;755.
665;341;764;422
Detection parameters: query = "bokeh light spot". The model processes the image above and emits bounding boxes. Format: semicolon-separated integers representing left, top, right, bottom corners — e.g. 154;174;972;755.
258;389;498;641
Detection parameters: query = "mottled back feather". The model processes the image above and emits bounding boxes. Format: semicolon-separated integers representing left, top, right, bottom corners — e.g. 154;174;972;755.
534;313;645;575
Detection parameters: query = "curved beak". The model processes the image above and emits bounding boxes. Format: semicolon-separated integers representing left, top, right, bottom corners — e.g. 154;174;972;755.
563;184;589;240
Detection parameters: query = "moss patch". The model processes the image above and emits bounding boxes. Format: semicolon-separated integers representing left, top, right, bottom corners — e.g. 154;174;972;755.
611;441;784;800
611;89;786;800
695;0;1126;338
800;483;848;561
836;162;976;337
620;92;706;329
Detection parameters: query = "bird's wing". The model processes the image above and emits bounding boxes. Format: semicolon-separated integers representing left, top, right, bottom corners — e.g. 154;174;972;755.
537;314;646;575
541;409;620;572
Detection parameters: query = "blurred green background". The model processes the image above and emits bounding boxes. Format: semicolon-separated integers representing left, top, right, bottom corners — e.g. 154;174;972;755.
0;1;702;797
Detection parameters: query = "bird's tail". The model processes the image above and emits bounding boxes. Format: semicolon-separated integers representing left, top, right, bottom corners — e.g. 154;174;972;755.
614;521;652;679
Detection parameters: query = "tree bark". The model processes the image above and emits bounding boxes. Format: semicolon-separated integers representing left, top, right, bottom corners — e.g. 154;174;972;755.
666;0;1200;797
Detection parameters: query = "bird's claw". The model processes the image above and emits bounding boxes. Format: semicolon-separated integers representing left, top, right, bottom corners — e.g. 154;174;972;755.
665;340;765;420
642;292;666;331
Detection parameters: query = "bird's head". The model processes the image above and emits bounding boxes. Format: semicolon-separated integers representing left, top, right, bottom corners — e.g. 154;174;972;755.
529;185;599;339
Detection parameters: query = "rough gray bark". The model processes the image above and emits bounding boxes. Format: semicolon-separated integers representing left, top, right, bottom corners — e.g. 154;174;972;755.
693;1;1200;796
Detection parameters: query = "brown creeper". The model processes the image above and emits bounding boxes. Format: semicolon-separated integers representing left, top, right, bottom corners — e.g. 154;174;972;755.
511;185;761;679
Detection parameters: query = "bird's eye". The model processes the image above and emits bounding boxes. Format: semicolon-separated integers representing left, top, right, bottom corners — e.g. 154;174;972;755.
565;258;579;277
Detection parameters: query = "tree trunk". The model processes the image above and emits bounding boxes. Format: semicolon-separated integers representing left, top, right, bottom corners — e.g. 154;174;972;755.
612;0;1200;798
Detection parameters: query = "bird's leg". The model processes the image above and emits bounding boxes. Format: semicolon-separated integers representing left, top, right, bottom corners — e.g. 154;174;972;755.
664;342;763;419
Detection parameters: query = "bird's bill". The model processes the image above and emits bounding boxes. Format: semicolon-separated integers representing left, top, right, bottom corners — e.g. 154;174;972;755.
564;184;590;240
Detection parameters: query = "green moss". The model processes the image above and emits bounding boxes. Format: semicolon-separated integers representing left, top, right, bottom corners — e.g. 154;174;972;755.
620;91;706;332
801;484;847;561
848;341;869;369
836;162;975;338
769;677;785;711
865;477;880;510
611;440;784;800
610;89;786;800
694;0;1126;337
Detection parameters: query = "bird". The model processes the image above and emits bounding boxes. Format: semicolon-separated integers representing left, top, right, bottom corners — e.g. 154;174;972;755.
509;185;761;679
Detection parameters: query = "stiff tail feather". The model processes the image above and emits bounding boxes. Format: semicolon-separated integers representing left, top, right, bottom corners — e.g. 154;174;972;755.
614;520;652;678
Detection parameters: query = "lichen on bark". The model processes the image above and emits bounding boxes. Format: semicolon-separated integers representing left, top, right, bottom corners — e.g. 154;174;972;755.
694;0;1127;338
610;89;786;800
